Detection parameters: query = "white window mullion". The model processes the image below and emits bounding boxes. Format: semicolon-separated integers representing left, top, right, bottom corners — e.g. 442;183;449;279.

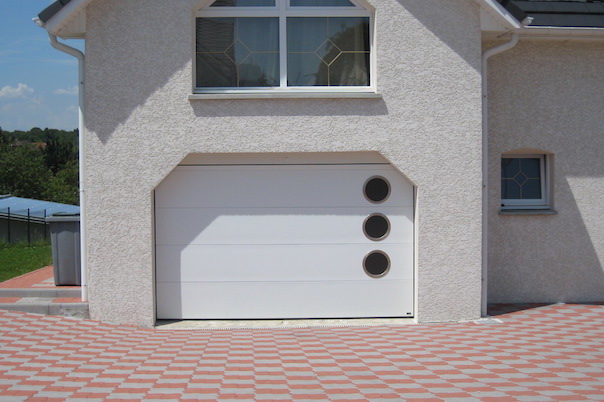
279;10;288;88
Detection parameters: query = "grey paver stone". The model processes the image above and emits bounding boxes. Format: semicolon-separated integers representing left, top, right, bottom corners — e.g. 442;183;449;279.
33;391;74;398
105;393;146;399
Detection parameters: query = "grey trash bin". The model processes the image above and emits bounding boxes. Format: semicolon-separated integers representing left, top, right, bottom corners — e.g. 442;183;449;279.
46;213;81;286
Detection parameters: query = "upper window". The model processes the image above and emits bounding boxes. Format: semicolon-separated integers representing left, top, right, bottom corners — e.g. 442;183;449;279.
195;0;373;92
501;155;549;209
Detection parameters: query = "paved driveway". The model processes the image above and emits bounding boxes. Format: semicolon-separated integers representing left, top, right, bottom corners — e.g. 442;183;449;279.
0;303;602;401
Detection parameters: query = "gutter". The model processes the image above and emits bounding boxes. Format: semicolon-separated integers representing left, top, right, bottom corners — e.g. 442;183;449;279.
480;31;523;317
47;34;88;303
521;26;604;40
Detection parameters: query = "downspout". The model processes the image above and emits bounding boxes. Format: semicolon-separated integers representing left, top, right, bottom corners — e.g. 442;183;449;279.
481;32;519;317
48;34;88;302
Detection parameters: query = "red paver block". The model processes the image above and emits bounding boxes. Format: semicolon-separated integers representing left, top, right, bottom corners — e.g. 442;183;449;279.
52;297;82;303
0;266;54;288
290;394;329;400
1;390;38;397
145;393;184;399
0;297;21;303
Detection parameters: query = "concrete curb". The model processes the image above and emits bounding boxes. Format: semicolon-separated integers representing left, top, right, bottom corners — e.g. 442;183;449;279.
0;302;89;319
0;288;81;298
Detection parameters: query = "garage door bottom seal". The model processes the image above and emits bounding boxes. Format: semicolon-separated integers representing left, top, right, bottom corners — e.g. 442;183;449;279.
155;317;416;330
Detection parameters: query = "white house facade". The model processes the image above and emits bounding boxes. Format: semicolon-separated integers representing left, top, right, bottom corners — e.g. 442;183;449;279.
36;0;604;327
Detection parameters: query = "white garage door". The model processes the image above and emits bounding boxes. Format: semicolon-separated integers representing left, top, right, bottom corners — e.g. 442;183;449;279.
155;163;414;319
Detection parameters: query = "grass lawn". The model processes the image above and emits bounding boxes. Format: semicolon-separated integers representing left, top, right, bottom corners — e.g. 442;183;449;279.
0;242;52;282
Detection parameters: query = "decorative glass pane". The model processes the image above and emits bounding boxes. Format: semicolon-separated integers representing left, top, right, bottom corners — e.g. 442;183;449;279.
287;17;369;86
290;0;355;6
196;17;279;87
501;158;542;200
522;179;542;199
287;53;328;86
210;0;275;7
330;53;369;85
520;158;540;178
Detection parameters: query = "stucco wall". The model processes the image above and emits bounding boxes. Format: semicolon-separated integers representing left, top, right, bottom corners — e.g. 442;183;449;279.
84;0;483;326
488;40;604;303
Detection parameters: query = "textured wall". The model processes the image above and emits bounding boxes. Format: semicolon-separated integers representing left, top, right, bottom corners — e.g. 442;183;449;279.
488;40;604;303
84;0;483;326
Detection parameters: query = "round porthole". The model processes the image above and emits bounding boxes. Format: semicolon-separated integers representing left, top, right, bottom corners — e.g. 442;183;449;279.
364;176;390;204
363;213;390;241
363;251;390;278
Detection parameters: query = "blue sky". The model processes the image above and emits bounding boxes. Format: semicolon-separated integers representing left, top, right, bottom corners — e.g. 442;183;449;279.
0;1;82;131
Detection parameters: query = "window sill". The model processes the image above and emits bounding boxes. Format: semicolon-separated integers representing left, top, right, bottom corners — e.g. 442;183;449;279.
499;209;558;216
189;92;383;100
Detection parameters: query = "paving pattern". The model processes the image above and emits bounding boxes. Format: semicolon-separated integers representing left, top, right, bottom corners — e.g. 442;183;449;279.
0;303;602;401
0;266;86;318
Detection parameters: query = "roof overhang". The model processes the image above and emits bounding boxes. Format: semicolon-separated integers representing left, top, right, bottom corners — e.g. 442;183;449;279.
521;26;604;40
475;0;524;33
35;0;93;39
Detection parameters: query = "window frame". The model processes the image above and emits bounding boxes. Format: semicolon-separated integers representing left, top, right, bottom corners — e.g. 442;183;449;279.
193;0;375;94
500;154;550;210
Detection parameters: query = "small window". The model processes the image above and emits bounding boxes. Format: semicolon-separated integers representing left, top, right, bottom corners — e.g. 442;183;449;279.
501;155;549;209
195;0;373;92
364;176;390;203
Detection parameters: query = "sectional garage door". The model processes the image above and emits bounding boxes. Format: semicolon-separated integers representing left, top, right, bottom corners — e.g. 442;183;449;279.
155;163;414;319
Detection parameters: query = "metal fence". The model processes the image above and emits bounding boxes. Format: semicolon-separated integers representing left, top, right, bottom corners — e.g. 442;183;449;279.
0;207;50;244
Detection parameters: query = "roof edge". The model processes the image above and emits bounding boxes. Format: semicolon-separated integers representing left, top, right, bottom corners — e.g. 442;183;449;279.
521;26;604;40
38;0;72;23
37;0;91;37
476;0;524;31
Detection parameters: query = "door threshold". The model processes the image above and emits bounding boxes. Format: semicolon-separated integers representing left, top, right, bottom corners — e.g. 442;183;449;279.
155;317;416;330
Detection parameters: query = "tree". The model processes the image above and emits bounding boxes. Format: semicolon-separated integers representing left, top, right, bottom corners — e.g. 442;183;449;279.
43;159;79;205
0;127;9;148
44;134;76;174
0;128;79;205
0;144;52;199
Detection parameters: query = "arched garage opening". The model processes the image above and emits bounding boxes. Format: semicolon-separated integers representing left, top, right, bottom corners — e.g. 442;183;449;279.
154;153;414;319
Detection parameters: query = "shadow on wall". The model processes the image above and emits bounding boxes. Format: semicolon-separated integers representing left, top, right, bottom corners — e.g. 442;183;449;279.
85;0;194;144
86;0;485;141
489;168;604;304
487;39;604;304
189;0;483;120
85;0;392;144
189;98;388;119
394;0;482;72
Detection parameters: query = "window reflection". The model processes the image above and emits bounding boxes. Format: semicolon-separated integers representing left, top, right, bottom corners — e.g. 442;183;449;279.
287;17;370;86
196;18;279;87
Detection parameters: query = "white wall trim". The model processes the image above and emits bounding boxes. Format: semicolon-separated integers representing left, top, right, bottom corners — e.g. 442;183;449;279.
189;92;382;100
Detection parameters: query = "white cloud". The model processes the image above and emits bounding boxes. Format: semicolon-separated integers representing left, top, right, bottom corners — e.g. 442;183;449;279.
54;86;79;95
0;83;34;99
